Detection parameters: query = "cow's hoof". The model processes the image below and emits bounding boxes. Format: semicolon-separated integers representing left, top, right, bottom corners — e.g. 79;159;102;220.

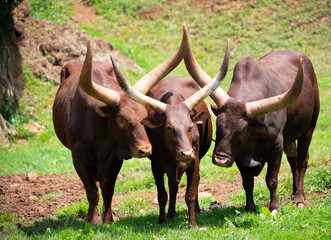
188;223;197;229
89;217;100;226
159;219;167;225
167;213;176;220
297;202;305;208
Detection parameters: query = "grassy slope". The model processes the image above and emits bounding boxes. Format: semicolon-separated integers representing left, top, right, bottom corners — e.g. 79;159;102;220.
0;0;330;239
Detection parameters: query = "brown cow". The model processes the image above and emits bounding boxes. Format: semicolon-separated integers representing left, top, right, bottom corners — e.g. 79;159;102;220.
52;28;189;225
185;44;319;213
112;32;230;228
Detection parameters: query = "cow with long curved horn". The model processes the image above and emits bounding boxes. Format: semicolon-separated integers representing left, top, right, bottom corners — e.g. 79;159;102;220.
185;41;320;214
52;26;189;226
111;26;230;229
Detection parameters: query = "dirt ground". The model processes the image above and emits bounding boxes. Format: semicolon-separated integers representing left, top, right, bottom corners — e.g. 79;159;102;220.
0;172;242;223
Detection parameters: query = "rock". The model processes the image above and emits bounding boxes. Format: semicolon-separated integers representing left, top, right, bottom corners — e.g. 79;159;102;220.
26;172;39;182
29;195;38;201
24;123;45;135
209;200;222;210
199;191;214;199
16;0;30;20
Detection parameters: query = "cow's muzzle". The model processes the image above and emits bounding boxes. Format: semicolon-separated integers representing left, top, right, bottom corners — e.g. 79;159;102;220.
132;144;152;158
176;150;195;163
212;153;234;167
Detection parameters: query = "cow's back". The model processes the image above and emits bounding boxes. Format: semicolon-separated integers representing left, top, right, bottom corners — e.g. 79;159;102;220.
259;50;320;143
53;62;82;148
52;61;117;150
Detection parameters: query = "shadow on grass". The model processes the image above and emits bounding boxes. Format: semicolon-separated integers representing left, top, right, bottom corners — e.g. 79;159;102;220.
21;205;255;237
21;215;88;236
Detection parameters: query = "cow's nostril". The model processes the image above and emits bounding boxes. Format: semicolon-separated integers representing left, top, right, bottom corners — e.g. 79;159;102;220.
139;149;147;155
137;145;152;157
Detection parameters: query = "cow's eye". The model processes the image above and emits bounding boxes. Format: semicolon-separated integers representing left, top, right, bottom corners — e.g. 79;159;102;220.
117;116;129;129
165;124;174;133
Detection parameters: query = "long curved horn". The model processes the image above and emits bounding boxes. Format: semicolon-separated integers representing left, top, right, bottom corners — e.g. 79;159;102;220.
183;39;231;110
111;56;167;113
184;37;230;107
246;58;305;118
133;25;189;94
79;40;120;106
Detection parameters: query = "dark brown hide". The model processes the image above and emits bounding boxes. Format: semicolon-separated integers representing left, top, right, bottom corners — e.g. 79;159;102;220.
142;77;212;229
53;61;151;225
212;50;319;212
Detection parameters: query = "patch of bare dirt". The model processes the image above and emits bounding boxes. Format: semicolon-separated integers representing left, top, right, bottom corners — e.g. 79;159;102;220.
138;6;163;20
0;174;85;222
185;0;255;16
14;17;142;84
73;0;98;25
0;173;242;223
137;1;255;20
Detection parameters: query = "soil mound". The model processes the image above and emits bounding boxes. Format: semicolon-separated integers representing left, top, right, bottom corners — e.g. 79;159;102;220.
15;17;142;84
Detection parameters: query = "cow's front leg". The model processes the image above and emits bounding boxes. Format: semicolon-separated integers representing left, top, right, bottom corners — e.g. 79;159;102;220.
73;153;100;226
185;162;200;229
266;151;282;212
100;158;123;225
167;176;178;220
152;161;167;224
237;163;256;213
194;171;201;215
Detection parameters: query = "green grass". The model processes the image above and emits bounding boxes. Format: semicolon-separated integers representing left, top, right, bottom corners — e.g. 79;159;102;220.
1;198;330;239
29;0;74;25
0;0;330;239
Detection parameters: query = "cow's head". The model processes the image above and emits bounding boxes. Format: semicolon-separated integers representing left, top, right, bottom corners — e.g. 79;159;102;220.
94;98;152;159
184;40;305;167
78;27;189;159
140;96;210;162
113;31;230;163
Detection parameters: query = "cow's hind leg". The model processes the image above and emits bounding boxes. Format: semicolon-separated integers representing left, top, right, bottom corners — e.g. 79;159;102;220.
284;141;299;201
100;158;123;225
72;153;100;226
288;128;314;207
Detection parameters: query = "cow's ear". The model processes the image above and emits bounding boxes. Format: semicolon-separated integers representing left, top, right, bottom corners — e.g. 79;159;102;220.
211;105;219;116
141;117;163;129
191;112;210;124
251;118;269;135
96;106;111;118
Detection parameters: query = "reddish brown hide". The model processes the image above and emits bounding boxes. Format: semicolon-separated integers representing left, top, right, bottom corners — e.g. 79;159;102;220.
185;48;320;213
52;28;188;226
112;32;230;228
